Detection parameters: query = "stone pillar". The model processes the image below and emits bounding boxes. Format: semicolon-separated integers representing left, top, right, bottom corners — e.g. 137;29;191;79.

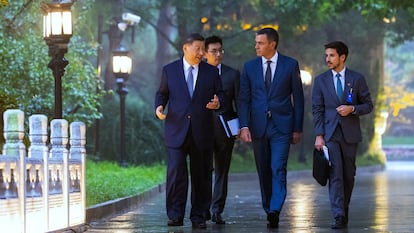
2;109;26;157
28;114;48;159
69;122;86;160
1;109;25;233
69;122;86;225
28;114;48;197
26;114;48;233
48;119;69;230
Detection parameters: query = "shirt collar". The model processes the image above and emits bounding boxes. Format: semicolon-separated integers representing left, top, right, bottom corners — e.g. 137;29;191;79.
183;57;199;71
262;51;278;65
331;67;346;77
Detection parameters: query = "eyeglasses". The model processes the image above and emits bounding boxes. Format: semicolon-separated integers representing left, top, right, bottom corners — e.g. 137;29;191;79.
208;49;224;55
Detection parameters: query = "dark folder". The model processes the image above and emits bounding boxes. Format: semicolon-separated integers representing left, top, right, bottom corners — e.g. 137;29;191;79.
312;148;330;186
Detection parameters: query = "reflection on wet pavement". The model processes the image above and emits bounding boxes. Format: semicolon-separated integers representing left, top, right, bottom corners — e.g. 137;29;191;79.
86;161;414;232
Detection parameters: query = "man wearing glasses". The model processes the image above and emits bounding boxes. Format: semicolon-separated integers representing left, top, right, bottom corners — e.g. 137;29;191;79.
204;35;240;225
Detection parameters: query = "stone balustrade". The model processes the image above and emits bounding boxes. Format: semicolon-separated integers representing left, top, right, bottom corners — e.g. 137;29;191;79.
0;109;86;233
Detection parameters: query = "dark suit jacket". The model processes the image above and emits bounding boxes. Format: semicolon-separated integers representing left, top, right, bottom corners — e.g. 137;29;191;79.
155;59;223;150
312;68;373;143
238;53;304;138
218;64;240;119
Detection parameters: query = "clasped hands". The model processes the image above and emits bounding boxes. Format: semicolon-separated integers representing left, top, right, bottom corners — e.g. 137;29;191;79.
155;94;220;120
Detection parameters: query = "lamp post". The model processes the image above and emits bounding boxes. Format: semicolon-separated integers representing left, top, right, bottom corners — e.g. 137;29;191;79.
112;45;132;167
42;0;73;119
299;70;312;163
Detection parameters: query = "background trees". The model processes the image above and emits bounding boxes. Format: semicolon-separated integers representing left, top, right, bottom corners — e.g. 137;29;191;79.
1;0;413;165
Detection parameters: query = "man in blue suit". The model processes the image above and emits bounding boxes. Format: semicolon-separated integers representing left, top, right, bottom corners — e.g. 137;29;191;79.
155;33;223;229
238;28;304;228
312;41;373;229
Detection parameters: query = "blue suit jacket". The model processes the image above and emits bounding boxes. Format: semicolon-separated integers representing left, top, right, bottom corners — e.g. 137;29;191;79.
238;53;304;138
155;59;223;150
312;69;373;143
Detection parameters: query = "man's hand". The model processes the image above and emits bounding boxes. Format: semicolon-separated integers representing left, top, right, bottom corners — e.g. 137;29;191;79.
314;135;325;151
206;94;220;109
291;132;302;144
336;105;354;117
155;105;166;120
239;128;252;143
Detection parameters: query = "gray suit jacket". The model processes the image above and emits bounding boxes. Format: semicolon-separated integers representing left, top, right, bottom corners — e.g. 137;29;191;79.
312;68;373;143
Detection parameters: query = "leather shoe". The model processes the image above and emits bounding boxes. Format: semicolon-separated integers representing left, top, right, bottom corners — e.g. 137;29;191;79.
192;221;207;229
331;216;347;229
167;219;183;226
212;213;225;224
267;212;279;228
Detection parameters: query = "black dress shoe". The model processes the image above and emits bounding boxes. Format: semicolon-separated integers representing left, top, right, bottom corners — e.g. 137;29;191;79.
192;221;207;229
267;212;279;228
212;213;225;224
167;219;183;226
331;216;347;229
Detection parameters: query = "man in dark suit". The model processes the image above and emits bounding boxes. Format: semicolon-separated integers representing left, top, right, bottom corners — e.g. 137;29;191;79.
154;33;223;229
204;35;240;224
238;28;304;228
312;41;373;229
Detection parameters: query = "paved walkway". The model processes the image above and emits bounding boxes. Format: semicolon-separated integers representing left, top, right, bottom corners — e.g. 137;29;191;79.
85;161;414;232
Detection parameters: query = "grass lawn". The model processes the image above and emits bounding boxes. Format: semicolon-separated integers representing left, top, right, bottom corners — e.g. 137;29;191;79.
86;160;166;207
382;136;414;145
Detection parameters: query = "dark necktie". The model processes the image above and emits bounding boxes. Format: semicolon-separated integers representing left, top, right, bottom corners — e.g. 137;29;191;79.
187;66;194;97
265;60;272;91
336;73;343;100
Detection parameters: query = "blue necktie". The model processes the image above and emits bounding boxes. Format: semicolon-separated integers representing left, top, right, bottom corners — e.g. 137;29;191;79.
187;66;194;97
336;73;343;100
265;60;272;91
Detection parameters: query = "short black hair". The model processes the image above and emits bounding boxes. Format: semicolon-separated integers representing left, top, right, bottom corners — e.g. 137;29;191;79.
205;35;223;49
256;27;279;49
183;33;205;45
324;41;349;61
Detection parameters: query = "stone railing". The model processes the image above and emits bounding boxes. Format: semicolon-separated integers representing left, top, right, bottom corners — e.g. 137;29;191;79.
0;109;86;233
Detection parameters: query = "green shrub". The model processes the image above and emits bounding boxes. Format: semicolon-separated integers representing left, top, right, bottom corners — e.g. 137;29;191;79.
97;94;166;165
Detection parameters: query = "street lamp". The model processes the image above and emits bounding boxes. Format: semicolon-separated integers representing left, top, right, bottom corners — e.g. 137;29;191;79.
299;70;313;163
112;45;132;167
42;0;73;119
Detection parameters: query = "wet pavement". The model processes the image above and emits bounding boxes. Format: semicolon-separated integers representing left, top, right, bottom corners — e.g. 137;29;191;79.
85;161;414;233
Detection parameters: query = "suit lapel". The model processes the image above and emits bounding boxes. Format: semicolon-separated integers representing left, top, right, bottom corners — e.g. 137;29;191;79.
271;55;285;93
322;71;339;103
193;62;207;99
343;70;353;102
176;59;192;99
253;58;266;91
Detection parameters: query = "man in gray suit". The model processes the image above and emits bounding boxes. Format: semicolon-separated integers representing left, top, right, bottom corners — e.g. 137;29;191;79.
204;35;240;224
312;41;373;229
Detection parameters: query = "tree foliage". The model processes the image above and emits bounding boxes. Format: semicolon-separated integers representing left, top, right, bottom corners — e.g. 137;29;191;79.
0;0;101;125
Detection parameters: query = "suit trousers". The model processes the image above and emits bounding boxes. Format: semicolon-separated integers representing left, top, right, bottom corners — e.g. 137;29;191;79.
211;117;235;214
252;120;291;214
326;124;357;218
165;128;213;223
